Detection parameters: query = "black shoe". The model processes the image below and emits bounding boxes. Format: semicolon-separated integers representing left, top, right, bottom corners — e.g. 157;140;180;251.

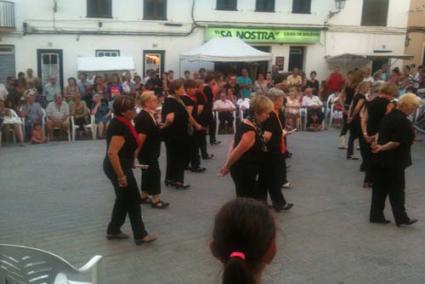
107;232;130;240
151;200;170;209
164;180;175;187
210;141;221;145
202;154;214;160
347;156;359;160
174;183;190;190
190;167;206;173
282;203;294;211
370;219;391;224
135;235;157;246
396;219;418;227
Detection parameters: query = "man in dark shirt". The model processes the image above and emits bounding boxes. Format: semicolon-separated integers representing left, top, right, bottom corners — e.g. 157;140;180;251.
182;80;206;172
203;74;221;146
369;93;420;227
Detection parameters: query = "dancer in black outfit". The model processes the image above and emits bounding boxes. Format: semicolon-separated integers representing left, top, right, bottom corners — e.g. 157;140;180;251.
220;95;273;200
339;70;363;149
370;93;420;226
260;88;293;212
197;79;214;159
346;82;368;160
204;74;221;146
182;80;206;172
134;91;169;209
103;95;157;245
161;79;190;189
361;83;397;187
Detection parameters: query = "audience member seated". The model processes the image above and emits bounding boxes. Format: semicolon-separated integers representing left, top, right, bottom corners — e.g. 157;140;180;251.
236;96;250;119
213;92;236;134
91;94;111;139
285;86;301;130
43;76;62;107
19;89;43;141
46;94;69;140
69;93;90;138
64;77;80;102
0;96;24;145
31;122;47;144
210;198;277;284
301;87;324;131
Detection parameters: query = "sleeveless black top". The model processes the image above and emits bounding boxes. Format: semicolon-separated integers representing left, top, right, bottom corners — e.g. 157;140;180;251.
232;121;264;164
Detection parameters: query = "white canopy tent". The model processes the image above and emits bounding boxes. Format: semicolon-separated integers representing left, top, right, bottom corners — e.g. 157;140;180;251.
77;56;135;72
180;37;272;62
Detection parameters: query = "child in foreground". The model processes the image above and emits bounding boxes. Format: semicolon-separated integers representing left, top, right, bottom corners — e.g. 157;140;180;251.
31;122;47;144
210;198;277;284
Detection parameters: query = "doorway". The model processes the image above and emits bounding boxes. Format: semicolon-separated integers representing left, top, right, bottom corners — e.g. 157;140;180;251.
37;49;64;90
0;45;15;84
143;50;165;77
288;46;305;71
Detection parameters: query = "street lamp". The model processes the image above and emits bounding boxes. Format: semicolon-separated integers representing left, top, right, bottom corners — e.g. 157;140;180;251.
335;0;346;11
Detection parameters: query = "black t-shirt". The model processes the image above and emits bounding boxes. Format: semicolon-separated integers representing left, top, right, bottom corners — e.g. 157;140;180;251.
161;96;189;141
350;93;366;127
232;122;264;164
134;110;161;162
181;95;198;122
367;97;391;135
376;109;414;169
306;80;320;95
344;86;356;110
200;87;213;124
104;118;137;170
262;111;283;154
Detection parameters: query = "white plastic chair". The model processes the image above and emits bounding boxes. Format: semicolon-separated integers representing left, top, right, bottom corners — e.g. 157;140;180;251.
42;109;71;142
0;244;102;284
215;110;237;136
71;115;96;142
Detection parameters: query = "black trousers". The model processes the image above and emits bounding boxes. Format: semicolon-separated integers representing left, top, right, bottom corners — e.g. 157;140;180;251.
209;115;217;144
358;135;373;183
370;166;410;224
258;154;287;208
187;131;202;168
347;125;360;158
165;139;186;183
230;162;263;200
340;113;349;136
75;116;88;131
199;128;210;159
139;159;161;195
307;109;324;127
103;162;148;239
218;112;234;131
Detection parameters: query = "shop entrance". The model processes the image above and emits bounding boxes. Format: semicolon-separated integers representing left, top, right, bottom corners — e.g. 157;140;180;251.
288;46;305;71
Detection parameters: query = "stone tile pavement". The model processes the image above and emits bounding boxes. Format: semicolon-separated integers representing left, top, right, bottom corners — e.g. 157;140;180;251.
1;130;425;283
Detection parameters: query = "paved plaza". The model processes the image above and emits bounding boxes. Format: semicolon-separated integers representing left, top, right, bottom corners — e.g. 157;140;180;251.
1;130;425;284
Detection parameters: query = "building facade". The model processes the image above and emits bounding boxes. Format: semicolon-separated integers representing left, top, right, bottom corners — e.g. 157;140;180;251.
405;0;425;67
0;0;410;86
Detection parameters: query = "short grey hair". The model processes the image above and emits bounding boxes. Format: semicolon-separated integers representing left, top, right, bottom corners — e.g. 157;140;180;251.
267;87;285;102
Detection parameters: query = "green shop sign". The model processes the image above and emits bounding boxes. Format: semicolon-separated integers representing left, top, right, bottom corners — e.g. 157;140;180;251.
206;27;321;44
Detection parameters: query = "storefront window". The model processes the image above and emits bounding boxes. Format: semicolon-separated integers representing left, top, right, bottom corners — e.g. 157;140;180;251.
255;0;274;12
143;50;165;76
217;0;237;11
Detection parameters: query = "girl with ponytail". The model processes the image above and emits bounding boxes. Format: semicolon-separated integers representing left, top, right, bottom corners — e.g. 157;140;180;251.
211;198;277;284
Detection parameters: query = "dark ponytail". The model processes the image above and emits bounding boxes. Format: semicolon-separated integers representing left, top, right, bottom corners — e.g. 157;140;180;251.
223;257;255;284
211;198;276;284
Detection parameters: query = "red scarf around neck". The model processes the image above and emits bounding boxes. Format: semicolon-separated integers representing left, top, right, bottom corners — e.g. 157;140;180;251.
115;115;141;147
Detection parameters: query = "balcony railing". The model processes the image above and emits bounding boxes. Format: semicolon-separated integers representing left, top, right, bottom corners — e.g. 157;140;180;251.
0;1;15;32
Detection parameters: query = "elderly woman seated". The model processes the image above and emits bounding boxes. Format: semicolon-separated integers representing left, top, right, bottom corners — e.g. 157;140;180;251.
301;87;324;131
0;95;24;145
70;93;89;138
213;92;236;134
19;89;43;141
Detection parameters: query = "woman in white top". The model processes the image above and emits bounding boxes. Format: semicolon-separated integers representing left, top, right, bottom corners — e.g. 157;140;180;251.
0;96;24;145
254;73;269;96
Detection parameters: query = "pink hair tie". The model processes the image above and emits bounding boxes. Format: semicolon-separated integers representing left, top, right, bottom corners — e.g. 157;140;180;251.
230;251;246;260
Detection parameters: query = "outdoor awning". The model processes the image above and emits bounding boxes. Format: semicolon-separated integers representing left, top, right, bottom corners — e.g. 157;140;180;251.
325;53;414;65
77;56;135;72
180;37;272;62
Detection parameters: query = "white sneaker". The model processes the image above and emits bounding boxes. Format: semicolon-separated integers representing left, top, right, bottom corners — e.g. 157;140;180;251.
282;182;292;189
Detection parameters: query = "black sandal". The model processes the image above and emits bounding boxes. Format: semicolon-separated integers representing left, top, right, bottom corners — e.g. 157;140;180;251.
140;197;152;204
151;200;170;209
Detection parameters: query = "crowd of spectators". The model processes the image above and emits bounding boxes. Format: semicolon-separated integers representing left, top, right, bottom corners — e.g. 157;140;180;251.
0;63;424;146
